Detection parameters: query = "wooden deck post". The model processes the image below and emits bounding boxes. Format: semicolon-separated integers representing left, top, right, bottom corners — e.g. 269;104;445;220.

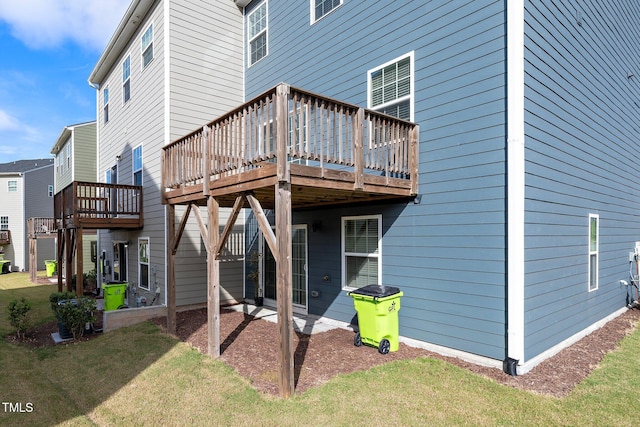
29;237;37;283
166;204;177;335
57;228;63;292
410;124;420;195
207;197;220;358
76;227;83;296
353;108;365;191
276;181;294;398
65;228;73;292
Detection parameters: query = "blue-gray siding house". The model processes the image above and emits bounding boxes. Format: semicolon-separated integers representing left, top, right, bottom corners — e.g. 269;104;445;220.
234;0;640;374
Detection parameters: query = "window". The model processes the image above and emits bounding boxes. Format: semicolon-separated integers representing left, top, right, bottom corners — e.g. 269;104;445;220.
368;52;414;121
588;214;599;291
342;215;382;289
248;1;268;66
0;217;8;230
105;169;111;184
141;24;153;68
122;55;131;103
103;87;109;124
7;181;17;192
66;143;71;169
311;0;342;23
139;238;150;290
48;185;54;197
132;145;143;186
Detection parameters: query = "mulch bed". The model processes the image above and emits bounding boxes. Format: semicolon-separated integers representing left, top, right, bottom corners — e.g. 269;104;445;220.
10;301;640;397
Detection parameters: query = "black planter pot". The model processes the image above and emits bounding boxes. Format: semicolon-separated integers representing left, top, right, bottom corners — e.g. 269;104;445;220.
255;297;263;307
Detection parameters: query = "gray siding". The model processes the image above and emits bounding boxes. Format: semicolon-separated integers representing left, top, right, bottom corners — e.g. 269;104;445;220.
245;1;508;360
73;122;97;183
24;165;55;270
523;1;640;359
55;137;73;193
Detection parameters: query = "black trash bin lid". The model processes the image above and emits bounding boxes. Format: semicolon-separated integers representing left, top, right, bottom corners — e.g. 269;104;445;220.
350;284;400;298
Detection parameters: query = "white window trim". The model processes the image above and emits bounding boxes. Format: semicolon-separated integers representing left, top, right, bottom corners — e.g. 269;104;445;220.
247;0;268;67
0;216;8;230
341;214;382;291
8;180;17;192
367;51;415;122
132;144;143;186
310;0;343;24
138;237;150;290
141;23;154;70
588;213;599;292
122;55;131;104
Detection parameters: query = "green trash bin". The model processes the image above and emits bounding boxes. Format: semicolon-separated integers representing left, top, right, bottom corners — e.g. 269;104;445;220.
349;285;403;354
102;282;128;311
44;260;57;277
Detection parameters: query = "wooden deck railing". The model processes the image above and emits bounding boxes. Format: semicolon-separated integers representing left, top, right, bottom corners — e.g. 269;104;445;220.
27;218;57;238
54;181;143;227
162;83;419;195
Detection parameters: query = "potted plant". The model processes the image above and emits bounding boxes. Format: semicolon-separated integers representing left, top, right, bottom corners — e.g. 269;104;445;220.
247;251;263;306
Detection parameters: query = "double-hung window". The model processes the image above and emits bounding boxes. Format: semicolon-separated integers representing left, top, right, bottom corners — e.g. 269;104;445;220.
248;1;268;66
311;0;342;23
141;24;153;68
342;215;382;289
0;216;8;230
588;214;599;291
7;181;17;192
368;52;414;121
132;145;143;186
66;143;71;169
122;55;131;103
139;238;150;290
103;87;109;124
48;185;54;197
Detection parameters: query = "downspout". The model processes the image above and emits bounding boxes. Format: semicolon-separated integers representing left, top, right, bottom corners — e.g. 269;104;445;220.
505;0;525;374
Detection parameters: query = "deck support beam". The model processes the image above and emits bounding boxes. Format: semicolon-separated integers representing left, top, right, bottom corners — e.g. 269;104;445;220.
76;227;83;296
207;196;220;358
166;204;177;334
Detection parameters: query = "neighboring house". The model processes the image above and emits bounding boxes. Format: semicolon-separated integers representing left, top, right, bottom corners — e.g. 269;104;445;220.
86;0;245;309
0;159;55;271
50;121;98;275
228;0;640;376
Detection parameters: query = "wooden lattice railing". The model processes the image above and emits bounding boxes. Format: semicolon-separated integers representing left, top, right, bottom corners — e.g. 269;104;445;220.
162;83;419;194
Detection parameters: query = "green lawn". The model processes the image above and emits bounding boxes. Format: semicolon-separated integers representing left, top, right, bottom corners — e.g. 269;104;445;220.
1;272;639;426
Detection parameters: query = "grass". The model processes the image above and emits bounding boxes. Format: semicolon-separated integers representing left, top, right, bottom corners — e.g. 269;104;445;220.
1;272;640;426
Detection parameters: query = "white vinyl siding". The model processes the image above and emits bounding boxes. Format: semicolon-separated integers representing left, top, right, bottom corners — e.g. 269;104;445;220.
342;215;382;290
248;1;268;66
368;52;414;121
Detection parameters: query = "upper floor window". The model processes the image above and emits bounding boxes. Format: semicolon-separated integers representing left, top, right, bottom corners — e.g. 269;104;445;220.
103;87;109;124
66;143;71;169
0;216;8;230
588;214;599;292
248;1;268;66
141;24;154;68
48;185;54;197
311;0;342;23
122;55;131;103
7;181;17;192
133;145;143;186
368;52;414;121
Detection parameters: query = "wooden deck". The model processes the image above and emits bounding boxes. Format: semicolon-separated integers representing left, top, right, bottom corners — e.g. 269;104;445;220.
162;84;419;208
161;83;419;398
54;181;143;229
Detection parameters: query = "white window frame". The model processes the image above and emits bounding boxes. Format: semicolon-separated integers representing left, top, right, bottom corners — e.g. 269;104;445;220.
0;216;8;230
132;144;143;186
141;23;154;69
7;180;17;192
66;143;71;169
367;51;414;122
122;55;131;104
48;185;54;197
103;87;109;124
310;0;343;24
138;237;150;290
341;214;382;291
248;0;268;67
588;213;599;292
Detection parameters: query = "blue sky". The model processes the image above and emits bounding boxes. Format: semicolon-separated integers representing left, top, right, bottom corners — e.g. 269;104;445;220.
0;0;130;163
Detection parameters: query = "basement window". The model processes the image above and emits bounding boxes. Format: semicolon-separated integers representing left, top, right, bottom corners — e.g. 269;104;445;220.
588;214;599;292
342;215;382;290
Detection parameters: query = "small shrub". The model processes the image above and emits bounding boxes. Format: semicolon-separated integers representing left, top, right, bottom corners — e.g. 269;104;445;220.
7;297;31;339
57;298;96;339
49;291;76;316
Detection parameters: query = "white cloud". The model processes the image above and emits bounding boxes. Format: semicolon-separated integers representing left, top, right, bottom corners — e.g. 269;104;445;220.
0;0;131;51
0;109;20;131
